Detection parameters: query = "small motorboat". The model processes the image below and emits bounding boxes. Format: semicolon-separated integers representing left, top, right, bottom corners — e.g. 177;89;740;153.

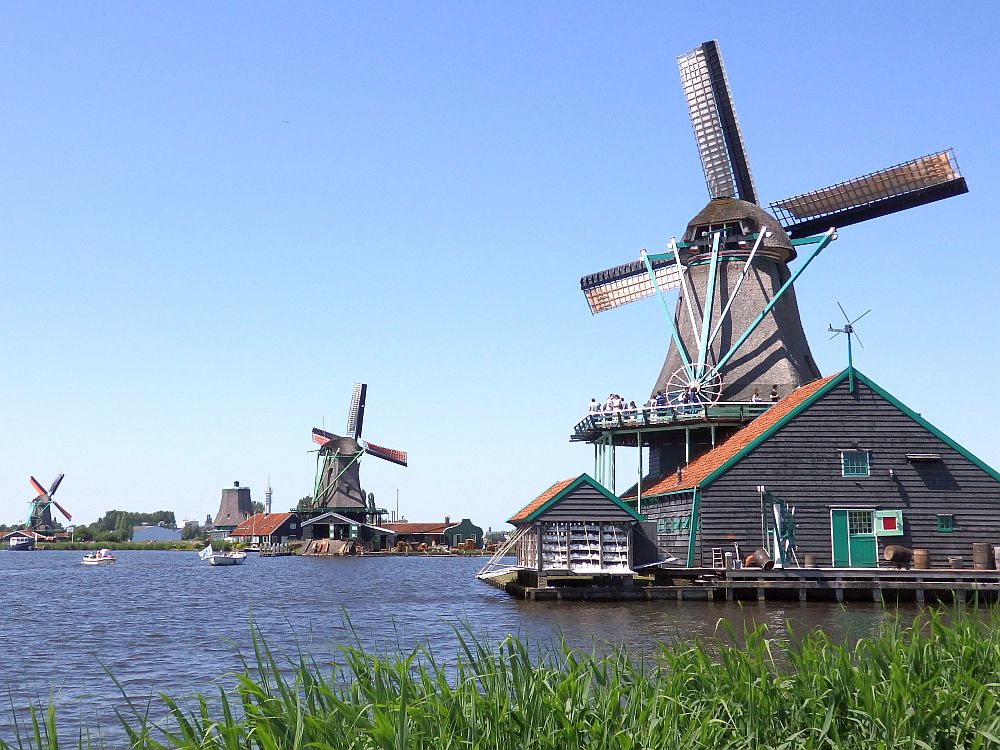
82;549;116;565
199;544;247;566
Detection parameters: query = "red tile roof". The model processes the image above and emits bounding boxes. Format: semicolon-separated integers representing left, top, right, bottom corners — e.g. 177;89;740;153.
508;477;577;523
623;374;839;498
230;512;294;537
385;522;448;534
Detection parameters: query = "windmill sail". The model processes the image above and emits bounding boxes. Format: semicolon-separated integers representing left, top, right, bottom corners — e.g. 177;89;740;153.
346;383;367;440
770;150;968;238
678;40;757;204
580;258;682;314
363;441;408;467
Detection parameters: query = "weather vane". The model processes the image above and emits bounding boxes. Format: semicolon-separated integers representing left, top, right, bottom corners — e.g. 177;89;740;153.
828;303;871;392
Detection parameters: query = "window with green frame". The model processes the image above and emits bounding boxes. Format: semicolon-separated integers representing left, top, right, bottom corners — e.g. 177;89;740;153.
841;450;870;477
936;514;955;533
656;518;666;533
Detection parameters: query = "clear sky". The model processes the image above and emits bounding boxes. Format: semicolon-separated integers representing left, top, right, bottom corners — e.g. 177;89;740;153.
2;2;997;531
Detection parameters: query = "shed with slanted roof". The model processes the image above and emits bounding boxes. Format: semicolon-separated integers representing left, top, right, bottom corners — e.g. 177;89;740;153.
507;474;656;584
623;368;1000;569
230;512;301;546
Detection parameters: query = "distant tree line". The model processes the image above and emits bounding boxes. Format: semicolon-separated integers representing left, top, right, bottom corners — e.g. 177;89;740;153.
70;510;187;543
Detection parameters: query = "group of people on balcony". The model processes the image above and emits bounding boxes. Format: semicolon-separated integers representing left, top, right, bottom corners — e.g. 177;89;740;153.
589;394;638;414
750;385;781;403
588;383;781;418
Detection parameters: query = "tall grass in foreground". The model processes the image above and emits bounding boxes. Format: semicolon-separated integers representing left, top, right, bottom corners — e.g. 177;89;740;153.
6;608;1000;750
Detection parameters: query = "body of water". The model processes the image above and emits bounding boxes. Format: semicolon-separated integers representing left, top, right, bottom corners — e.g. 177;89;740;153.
3;550;905;741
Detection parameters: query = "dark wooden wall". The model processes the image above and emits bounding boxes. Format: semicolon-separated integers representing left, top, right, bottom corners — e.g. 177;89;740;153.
538;484;638;522
695;377;1000;567
637;493;693;562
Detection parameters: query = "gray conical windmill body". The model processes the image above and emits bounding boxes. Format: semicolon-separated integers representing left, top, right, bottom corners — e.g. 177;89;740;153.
577;40;968;483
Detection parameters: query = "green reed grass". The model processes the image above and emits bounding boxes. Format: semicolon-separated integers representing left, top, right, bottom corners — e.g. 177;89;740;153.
5;608;1000;749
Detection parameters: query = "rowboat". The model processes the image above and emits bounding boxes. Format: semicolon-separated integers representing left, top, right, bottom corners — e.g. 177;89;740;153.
199;544;247;566
208;551;247;566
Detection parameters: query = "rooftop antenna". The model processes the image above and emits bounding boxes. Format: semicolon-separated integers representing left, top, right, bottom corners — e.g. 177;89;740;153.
828;302;870;393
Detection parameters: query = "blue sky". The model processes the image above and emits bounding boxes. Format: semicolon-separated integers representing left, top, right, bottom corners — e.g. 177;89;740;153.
2;2;997;530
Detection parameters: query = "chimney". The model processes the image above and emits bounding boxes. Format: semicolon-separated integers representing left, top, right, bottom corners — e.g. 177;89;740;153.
234;481;240;488
445;516;451;525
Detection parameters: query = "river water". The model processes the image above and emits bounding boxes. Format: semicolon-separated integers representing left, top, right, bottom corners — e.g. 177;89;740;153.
2;550;907;742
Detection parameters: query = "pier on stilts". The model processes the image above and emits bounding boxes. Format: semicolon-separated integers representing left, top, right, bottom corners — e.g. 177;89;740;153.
484;566;1000;604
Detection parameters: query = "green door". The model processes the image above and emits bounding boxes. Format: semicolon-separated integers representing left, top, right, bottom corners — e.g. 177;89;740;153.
832;509;876;567
832;510;850;566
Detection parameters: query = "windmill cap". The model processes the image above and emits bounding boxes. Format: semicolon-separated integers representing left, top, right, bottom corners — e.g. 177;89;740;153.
683;197;795;263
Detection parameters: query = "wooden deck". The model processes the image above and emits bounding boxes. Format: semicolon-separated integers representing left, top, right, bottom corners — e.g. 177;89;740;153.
486;566;1000;604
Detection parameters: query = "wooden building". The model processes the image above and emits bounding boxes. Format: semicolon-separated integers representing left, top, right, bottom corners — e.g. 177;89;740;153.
623;368;1000;569
443;518;483;548
385;517;484;548
229;512;301;546
301;511;395;552
503;474;656;584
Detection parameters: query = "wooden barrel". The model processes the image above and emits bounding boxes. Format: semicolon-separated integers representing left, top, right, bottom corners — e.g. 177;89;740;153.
972;543;995;570
912;549;930;569
750;548;774;571
883;545;913;567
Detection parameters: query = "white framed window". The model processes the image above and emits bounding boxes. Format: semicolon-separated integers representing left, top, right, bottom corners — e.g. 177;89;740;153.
841;450;870;477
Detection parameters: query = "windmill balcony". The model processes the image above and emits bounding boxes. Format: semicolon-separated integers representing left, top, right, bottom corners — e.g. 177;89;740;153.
571;401;771;443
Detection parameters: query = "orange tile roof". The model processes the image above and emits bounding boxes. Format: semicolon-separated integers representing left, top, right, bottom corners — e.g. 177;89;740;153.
623;374;840;498
385;522;448;534
231;512;294;537
508;477;577;523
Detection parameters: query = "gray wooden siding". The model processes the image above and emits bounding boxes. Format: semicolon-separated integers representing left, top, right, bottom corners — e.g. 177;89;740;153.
696;378;1000;568
637;493;693;562
538;485;637;522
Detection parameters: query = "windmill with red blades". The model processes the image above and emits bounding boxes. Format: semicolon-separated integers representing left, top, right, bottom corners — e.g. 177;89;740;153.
306;383;406;520
26;473;72;533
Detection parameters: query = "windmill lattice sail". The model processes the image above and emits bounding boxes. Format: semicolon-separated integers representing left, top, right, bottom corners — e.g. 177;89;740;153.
581;258;682;315
678;40;757;204
770;150;967;238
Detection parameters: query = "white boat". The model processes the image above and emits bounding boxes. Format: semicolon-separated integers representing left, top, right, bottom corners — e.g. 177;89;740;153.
82;549;116;565
199;544;247;566
8;536;35;551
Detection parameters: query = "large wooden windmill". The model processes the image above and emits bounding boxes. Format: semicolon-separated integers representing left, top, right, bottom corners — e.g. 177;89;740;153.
306;383;406;517
575;40;968;488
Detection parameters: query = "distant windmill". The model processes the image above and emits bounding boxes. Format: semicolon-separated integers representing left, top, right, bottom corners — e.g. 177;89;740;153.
829;303;871;391
26;474;72;533
308;383;406;514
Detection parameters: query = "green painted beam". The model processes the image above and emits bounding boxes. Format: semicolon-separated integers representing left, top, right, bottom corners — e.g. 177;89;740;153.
716;229;836;372
643;252;691;368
